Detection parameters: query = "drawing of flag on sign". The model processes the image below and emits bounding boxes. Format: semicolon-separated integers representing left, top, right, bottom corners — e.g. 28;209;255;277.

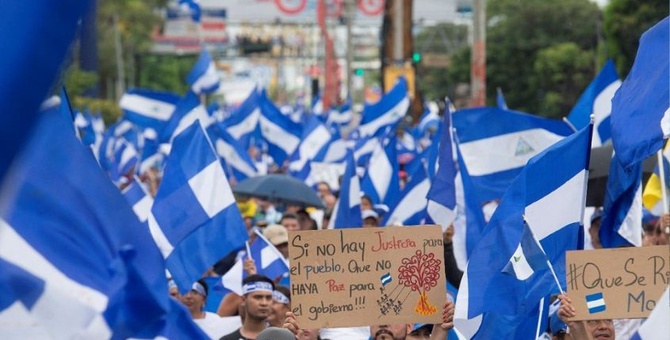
381;273;392;286
586;292;606;314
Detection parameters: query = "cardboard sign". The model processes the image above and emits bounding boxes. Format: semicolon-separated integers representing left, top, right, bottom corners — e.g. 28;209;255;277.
566;245;670;320
288;225;447;329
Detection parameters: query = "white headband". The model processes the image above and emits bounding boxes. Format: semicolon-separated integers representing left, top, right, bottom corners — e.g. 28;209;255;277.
242;281;274;295
191;282;207;297
273;290;290;304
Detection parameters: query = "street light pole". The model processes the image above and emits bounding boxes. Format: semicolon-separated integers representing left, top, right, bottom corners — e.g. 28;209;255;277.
470;0;486;107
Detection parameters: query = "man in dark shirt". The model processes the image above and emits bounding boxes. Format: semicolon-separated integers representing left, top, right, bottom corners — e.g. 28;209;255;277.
220;274;275;340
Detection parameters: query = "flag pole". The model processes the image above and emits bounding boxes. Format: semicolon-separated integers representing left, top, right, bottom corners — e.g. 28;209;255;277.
535;297;545;339
245;240;252;262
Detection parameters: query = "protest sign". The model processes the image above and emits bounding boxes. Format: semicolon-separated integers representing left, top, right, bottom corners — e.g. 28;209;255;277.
566;245;670;320
288;225;447;329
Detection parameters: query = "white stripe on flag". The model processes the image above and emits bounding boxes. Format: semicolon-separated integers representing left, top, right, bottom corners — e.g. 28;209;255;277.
119;94;175;121
290;125;332;171
348;174;362;209
618;184;642;246
369;147;393;200
586;299;605;310
508;243;534;280
132;194;153;223
259;115;300;155
188;161;235;218
358;96;410;137
227;108;260;141
525;170;586;240
172;107;211;140
459;129;564;176
387;179;430;225
191;64;219;94
215;139;257;178
591;80;621;146
147;213;175;258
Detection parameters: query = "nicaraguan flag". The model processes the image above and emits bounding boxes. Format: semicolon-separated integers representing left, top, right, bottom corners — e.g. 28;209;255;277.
453;107;573;205
288;115;333;174
186;48;220;95
567;60;621;147
121;176;154;223
0;106;179;338
331;151;363;229
611;16;670;169
161;91;211;143
502;221;549;280
599;152;642;248
414;106;440;138
585;292;606;314
221;229;289;295
222;88;261;149
258;89;302;165
357;77;410;138
380;273;392;286
0;0;90;182
208;125;258;182
454;124;592;338
426;106;457;231
151;122;248;292
630;287;669;340
120;89;181;133
384;163;430;226
361;136;400;207
327;99;353;127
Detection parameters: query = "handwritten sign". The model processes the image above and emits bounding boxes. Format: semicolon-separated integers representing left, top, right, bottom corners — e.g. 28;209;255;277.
288;226;447;329
566;245;670;320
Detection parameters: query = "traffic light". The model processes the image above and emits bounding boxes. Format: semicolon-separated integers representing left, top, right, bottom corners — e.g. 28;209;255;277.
354;68;365;76
412;52;422;63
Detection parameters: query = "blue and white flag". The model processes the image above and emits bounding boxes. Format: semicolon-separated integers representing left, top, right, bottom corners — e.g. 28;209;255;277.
331;151;363;229
567;60;621;147
630;287;669;340
384;162;430;226
221;229;290;295
585;292;606;314
496;88;508;110
160;91;211;143
288;115;333;174
112;139;139;179
414;106;440;139
0;106;177;338
312;128;349;164
599;152;642;248
455;124;592;338
222;88;261;149
453;107;573;204
357;78;410;138
258;90;302;165
502;221;550;280
360;136;400;207
122;176;154;223
186;48;220;95
120;89;181;134
611;16;670;169
151;122;248;292
327;99;353;127
208;125;258;182
0;0;90;182
426;108;457;231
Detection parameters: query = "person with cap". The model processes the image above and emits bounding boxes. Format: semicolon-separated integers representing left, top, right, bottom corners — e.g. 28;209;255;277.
267;285;291;328
362;209;380;228
220;274;276;340
263;224;290;259
183;279;241;339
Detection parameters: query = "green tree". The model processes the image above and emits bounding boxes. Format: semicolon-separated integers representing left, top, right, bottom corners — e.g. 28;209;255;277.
139;54;197;94
603;0;669;78
97;0;167;98
532;42;593;118
484;0;600;116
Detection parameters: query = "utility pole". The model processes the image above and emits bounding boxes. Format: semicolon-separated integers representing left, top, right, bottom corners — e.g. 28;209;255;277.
345;0;355;99
470;0;486;107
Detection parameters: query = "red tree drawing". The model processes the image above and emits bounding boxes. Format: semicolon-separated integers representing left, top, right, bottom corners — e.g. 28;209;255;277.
398;250;442;315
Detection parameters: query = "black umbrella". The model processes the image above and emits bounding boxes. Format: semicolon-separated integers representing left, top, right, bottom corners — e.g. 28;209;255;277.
233;174;325;209
587;142;656;207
